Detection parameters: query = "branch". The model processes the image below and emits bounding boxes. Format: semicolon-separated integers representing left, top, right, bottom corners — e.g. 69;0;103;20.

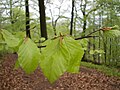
38;46;46;48
86;6;98;17
37;29;102;48
87;29;101;36
77;16;83;21
75;29;102;40
75;35;99;40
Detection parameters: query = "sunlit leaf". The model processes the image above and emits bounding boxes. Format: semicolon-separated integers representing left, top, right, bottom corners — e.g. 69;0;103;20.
40;38;70;83
79;38;88;50
64;37;84;73
1;30;20;47
0;31;6;51
103;30;120;38
16;38;41;74
90;50;105;55
40;36;84;83
111;25;119;30
0;45;3;51
103;25;120;38
13;39;24;52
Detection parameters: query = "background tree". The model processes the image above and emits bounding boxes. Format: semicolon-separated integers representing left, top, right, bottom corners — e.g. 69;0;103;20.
25;0;31;38
70;0;75;36
38;0;48;40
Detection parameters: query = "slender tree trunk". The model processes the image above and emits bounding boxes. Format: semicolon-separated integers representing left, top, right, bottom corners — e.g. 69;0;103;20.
92;7;96;63
74;6;77;37
70;0;75;36
38;0;47;40
103;37;107;64
25;0;31;38
81;0;88;61
98;9;101;64
82;0;87;36
10;0;13;24
83;15;87;36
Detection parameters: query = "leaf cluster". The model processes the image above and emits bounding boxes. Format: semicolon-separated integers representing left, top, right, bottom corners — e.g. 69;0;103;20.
0;25;120;83
0;30;84;83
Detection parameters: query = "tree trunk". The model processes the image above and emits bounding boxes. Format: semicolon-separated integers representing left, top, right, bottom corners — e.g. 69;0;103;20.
25;0;31;38
38;0;47;40
10;0;13;24
70;0;75;36
82;0;87;37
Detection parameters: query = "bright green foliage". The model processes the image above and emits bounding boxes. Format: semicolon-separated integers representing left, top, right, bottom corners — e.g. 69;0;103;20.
103;30;120;38
1;30;20;47
13;31;25;39
111;25;119;30
5;8;26;32
103;25;120;38
40;36;84;83
64;37;84;73
0;45;3;51
16;38;41;74
90;50;105;55
79;38;88;50
0;31;4;42
0;32;5;50
40;37;70;83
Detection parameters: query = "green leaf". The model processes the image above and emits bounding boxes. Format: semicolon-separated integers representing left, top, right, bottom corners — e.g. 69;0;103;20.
0;32;5;50
103;30;120;38
90;50;104;55
40;36;84;83
90;50;94;55
0;45;3;51
64;37;84;73
79;38;88;50
1;30;20;47
16;38;41;74
40;38;70;83
111;25;119;30
40;37;46;42
0;31;3;40
13;39;24;52
0;31;5;43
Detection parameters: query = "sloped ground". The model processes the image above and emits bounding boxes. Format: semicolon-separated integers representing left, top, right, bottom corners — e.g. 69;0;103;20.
0;54;120;90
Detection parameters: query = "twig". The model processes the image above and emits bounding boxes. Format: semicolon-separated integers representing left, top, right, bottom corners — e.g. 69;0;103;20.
38;46;46;48
37;29;102;48
87;29;101;36
75;29;102;40
75;36;99;40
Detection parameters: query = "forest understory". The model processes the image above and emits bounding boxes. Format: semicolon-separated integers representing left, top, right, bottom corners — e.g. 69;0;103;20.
0;54;120;90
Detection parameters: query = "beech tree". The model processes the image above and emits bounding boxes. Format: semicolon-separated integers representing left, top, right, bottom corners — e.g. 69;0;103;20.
25;0;31;38
38;0;48;40
70;0;75;36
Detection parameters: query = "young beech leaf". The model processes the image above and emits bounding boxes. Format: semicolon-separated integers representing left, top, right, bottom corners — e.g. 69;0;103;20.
0;32;6;50
40;38;70;83
16;38;41;74
103;30;120;38
103;25;120;38
111;25;119;30
13;39;24;52
79;38;88;50
0;31;4;42
40;36;84;83
64;37;84;73
1;30;20;47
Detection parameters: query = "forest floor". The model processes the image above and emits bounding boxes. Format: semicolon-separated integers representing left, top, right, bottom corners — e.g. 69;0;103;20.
0;54;120;90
